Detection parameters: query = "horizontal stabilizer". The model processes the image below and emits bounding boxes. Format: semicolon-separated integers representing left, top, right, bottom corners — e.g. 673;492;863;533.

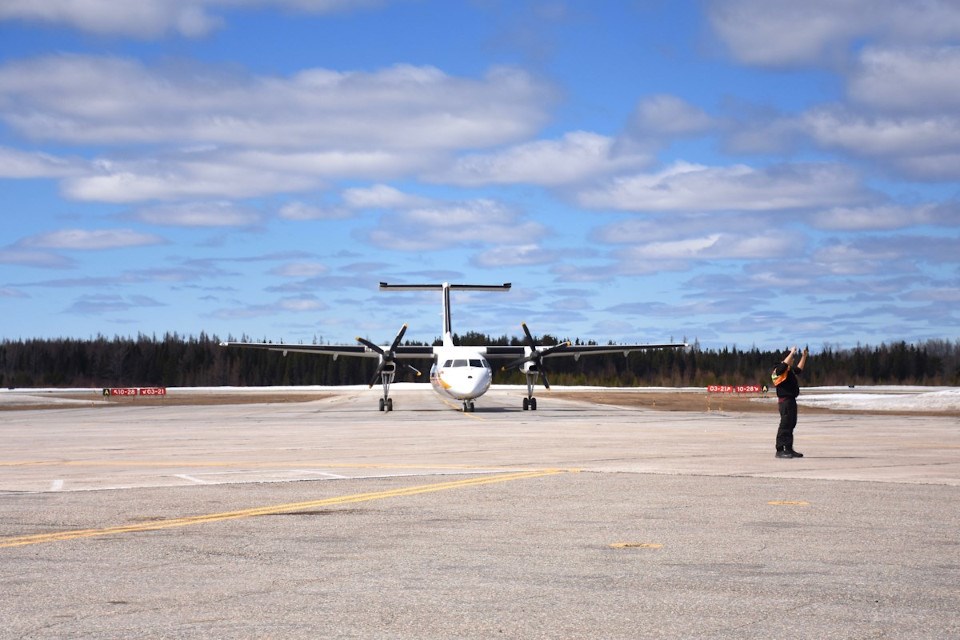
379;282;511;292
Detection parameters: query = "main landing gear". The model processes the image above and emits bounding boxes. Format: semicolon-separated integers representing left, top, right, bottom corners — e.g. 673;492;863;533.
378;365;395;412
501;323;570;412
357;324;421;414
522;371;539;411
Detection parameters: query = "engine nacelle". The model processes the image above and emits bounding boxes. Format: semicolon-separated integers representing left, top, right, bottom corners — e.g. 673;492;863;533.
519;360;539;375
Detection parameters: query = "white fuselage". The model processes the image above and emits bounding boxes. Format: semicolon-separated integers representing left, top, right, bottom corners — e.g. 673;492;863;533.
429;347;493;401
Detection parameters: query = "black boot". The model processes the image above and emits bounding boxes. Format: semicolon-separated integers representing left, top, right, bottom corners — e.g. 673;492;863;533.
775;448;793;459
788;449;803;458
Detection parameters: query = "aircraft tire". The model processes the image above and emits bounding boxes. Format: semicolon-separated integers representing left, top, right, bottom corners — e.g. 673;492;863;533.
387;398;394;412
522;398;529;411
379;398;385;412
530;397;537;411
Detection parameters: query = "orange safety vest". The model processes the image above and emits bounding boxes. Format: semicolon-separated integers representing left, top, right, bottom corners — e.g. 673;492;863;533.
771;364;790;387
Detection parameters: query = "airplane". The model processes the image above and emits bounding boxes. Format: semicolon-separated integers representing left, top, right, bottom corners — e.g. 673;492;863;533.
221;282;687;412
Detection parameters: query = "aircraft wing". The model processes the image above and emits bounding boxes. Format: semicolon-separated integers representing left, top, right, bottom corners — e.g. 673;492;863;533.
483;342;687;360
220;341;436;359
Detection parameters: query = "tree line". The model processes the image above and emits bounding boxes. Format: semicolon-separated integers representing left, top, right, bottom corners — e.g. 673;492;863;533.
1;333;958;389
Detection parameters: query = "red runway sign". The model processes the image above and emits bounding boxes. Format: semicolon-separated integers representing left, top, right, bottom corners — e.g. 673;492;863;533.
103;387;167;396
707;385;764;394
137;387;167;396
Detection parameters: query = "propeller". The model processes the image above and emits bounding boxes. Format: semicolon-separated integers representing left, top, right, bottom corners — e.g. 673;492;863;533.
501;322;570;389
357;324;422;387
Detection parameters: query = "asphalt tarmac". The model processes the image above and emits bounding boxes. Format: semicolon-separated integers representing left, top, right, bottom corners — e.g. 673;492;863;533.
1;387;958;639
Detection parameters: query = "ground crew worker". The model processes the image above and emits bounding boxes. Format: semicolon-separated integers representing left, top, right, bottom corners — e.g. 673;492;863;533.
771;345;808;458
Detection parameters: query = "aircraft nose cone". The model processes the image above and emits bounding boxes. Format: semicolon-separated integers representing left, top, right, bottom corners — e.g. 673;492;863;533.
472;370;492;394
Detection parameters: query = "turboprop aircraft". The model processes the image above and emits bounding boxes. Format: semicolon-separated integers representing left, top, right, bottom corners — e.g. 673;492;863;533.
221;282;686;412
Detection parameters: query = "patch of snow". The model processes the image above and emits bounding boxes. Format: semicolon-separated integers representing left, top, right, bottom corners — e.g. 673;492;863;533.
797;389;960;412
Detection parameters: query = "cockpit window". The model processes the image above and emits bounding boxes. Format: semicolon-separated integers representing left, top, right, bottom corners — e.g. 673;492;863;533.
442;358;488;368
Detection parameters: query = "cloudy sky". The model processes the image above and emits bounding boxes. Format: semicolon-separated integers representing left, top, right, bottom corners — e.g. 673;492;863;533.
1;0;958;350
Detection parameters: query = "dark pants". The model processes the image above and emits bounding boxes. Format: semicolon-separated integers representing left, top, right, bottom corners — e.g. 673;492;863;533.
776;397;798;451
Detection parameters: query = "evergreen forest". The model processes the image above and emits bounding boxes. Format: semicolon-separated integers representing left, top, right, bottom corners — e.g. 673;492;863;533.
2;333;958;389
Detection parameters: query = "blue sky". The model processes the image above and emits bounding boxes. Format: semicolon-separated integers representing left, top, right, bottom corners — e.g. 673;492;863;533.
1;0;958;350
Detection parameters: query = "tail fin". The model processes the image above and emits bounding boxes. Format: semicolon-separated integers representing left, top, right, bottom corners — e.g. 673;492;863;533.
379;282;511;348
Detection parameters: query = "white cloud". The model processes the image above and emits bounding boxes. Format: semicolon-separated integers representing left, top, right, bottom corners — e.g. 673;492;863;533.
132;201;261;227
617;231;793;263
809;203;957;231
63;156;321;203
593;214;762;245
0;248;73;269
809;235;959;279
719;47;960;180
578;161;867;212
211;294;328;319
0;0;222;38
802;108;960;179
0;0;380;39
709;0;960;66
0;287;29;299
709;0;865;66
269;262;329;277
472;244;558;268
341;184;430;209
365;199;545;252
0;55;551;151
896;153;960;181
233;149;430;178
720;109;805;155
278;202;352;221
0;146;82;178
278;296;327;312
65;294;164;315
812;242;905;276
19;229;165;250
595;224;798;276
432;131;651;187
903;287;960;303
625;94;714;137
0;54;553;201
849;46;960;112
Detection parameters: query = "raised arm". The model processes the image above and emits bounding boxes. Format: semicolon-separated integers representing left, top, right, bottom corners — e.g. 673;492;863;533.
783;346;798;366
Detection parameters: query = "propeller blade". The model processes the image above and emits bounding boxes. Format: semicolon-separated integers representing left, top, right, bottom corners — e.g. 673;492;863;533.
357;337;385;356
521;322;535;345
503;324;570;387
540;341;571;358
368;360;385;388
501;354;530;371
405;363;422;377
360;324;418;383
389;323;408;353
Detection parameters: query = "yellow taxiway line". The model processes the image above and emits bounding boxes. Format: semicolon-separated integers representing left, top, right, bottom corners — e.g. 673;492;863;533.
0;460;523;470
0;468;570;549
